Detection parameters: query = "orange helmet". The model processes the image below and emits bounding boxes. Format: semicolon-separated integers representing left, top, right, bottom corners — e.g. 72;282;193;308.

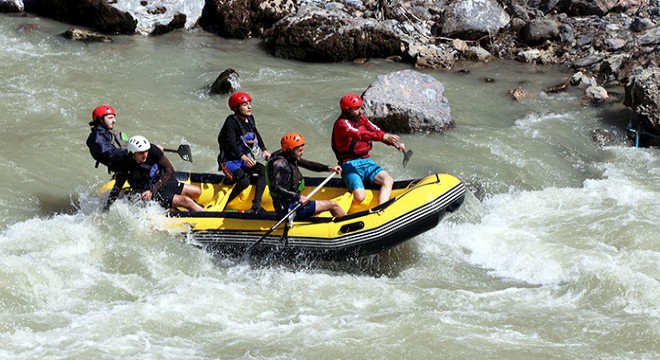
228;92;252;109
339;94;363;111
92;105;116;122
281;132;305;151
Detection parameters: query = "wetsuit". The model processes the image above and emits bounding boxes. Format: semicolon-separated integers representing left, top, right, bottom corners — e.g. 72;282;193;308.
217;114;268;211
105;146;183;209
267;149;329;218
86;125;128;173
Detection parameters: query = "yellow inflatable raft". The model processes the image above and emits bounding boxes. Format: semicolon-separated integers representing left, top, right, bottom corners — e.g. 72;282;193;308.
101;172;465;260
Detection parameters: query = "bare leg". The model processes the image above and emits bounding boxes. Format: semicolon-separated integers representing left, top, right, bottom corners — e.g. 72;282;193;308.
352;188;366;203
314;200;346;218
372;170;394;205
172;194;205;212
181;183;201;199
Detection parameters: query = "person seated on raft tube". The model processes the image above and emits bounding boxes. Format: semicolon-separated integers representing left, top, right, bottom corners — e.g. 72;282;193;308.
331;94;405;205
217;92;271;214
86;105;129;173
105;135;205;212
268;132;346;219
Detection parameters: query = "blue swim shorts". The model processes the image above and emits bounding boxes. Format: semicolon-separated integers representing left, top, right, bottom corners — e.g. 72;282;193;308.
340;158;384;192
286;200;316;220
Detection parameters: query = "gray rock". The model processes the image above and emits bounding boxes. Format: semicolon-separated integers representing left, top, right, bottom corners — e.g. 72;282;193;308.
60;27;112;42
638;26;660;46
520;19;560;45
630;17;654;32
362;70;453;134
440;0;510;40
414;45;456;69
624;68;660;135
559;23;575;44
565;0;619;16
210;69;241;95
0;0;23;12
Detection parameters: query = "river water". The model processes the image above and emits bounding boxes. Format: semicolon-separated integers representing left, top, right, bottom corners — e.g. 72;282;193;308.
1;14;658;359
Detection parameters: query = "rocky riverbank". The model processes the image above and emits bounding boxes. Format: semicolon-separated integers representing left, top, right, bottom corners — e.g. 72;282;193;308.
2;0;659;146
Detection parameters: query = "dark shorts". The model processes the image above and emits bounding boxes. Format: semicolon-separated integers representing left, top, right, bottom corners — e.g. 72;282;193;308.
154;178;184;209
277;200;316;220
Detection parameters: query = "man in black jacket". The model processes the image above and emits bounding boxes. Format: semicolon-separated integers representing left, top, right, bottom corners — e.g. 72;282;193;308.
86;105;127;173
105;135;204;212
268;132;345;219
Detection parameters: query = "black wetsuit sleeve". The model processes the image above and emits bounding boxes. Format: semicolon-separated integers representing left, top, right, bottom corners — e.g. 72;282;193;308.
269;158;299;203
298;158;329;172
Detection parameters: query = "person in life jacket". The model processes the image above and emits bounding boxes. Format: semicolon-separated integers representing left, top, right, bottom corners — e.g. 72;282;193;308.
331;94;405;205
86;105;129;173
217;92;271;214
105;135;205;212
268;132;345;219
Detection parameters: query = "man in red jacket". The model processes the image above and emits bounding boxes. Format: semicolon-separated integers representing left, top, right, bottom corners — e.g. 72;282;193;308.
331;94;405;205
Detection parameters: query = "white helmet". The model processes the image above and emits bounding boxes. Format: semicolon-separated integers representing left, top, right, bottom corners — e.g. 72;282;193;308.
127;135;151;153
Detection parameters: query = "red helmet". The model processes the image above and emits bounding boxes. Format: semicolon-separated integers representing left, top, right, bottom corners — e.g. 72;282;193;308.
281;132;305;151
92;105;116;122
339;94;363;111
228;92;252;109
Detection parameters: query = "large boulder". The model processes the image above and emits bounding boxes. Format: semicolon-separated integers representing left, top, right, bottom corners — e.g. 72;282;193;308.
562;0;620;16
439;0;510;40
24;0;137;34
264;5;405;62
23;0;204;35
624;67;660;144
362;70;453;134
199;0;295;39
0;0;23;12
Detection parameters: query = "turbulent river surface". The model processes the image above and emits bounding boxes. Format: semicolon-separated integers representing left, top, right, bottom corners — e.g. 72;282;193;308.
1;14;658;359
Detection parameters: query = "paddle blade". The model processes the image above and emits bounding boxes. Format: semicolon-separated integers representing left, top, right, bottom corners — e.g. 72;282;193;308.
402;149;413;167
177;144;192;163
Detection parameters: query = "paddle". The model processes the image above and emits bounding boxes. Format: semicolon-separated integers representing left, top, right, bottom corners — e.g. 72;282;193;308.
163;144;193;163
397;144;413;167
240;171;337;261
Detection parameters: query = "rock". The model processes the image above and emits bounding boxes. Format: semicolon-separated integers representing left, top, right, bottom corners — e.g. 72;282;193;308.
517;49;541;63
580;85;609;105
362;69;453;134
520;19;560;45
544;79;570;93
25;0;137;35
414;45;456;70
559;23;575;44
463;46;494;62
264;5;404;62
604;37;626;51
60;27;112;42
638;26;660;46
210;68;241;95
629;17;653;32
439;0;510;40
0;0;23;12
24;0;202;35
564;0;619;17
571;71;598;88
509;87;530;101
200;0;295;39
624;67;660;136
